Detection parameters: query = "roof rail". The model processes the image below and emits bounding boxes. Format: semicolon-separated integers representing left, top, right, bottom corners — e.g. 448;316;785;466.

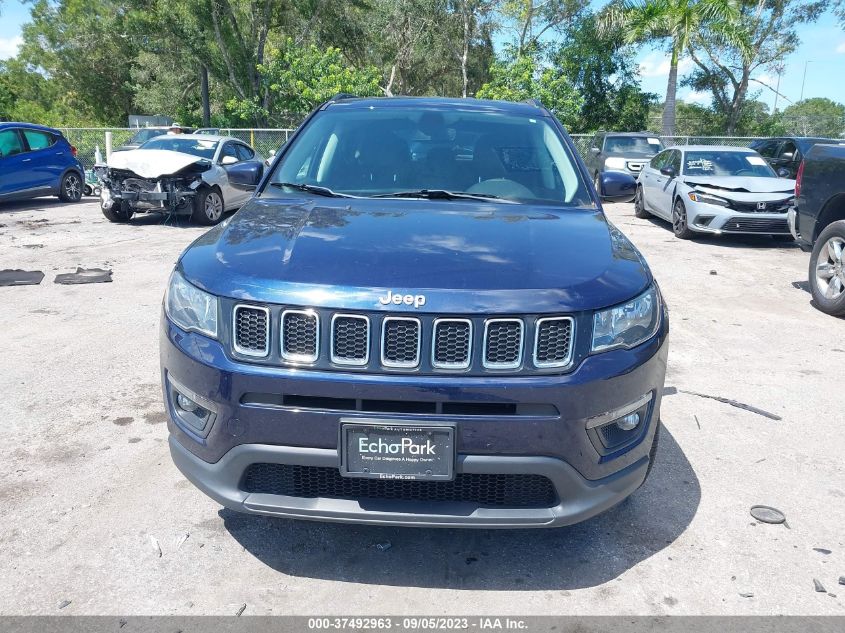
523;98;544;108
329;93;358;102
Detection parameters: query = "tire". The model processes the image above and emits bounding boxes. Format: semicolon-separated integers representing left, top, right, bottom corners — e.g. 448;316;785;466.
671;198;695;239
634;185;650;218
192;187;225;225
58;171;83;202
808;220;845;316
101;200;134;223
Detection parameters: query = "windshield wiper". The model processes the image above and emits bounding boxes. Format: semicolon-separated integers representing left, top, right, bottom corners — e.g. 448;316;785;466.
371;189;507;202
271;182;356;198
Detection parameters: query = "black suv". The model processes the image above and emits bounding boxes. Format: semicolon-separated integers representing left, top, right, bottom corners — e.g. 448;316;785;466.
584;132;665;191
750;136;845;179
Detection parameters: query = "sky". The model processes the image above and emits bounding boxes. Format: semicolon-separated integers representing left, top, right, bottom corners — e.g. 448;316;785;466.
1;0;844;112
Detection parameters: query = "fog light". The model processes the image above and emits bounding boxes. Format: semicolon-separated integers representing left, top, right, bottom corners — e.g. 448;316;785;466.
176;393;198;413
616;412;640;431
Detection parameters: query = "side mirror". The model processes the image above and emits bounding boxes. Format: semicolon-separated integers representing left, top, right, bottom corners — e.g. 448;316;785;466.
659;166;676;178
220;155;238;166
226;160;264;189
777;167;791;178
590;147;601;155
598;170;637;203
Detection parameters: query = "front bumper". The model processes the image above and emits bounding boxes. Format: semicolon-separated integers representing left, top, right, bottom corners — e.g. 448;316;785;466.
687;202;790;235
163;313;668;528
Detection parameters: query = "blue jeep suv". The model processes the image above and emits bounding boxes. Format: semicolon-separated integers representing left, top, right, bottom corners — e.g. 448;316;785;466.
162;97;669;528
0;123;84;203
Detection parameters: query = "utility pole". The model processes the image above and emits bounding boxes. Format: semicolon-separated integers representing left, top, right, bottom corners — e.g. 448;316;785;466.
800;60;814;103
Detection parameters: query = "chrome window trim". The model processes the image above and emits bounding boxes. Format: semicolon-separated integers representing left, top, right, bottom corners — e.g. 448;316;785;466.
482;318;524;369
232;304;270;358
330;313;370;366
431;318;473;370
280;309;320;364
585;391;654;430
381;316;422;369
533;316;575;368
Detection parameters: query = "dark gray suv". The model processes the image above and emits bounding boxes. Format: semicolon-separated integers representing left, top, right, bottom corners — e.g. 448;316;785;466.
585;132;664;190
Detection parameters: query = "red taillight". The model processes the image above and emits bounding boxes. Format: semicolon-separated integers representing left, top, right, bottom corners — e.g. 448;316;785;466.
795;160;805;198
70;145;78;157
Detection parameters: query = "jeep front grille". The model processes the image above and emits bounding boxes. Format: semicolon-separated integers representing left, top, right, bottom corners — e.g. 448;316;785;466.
281;310;319;362
381;317;421;368
432;319;472;369
534;317;574;367
233;305;269;357
228;305;576;375
331;314;369;365
483;319;524;369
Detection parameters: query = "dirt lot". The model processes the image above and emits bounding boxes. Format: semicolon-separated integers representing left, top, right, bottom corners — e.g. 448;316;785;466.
0;197;843;616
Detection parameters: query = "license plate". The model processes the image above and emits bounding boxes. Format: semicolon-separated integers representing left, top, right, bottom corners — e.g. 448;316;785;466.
340;421;455;481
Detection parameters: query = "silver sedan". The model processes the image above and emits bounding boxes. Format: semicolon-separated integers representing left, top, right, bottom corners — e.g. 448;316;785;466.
634;145;796;239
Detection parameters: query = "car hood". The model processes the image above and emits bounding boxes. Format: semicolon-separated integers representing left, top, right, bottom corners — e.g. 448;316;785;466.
683;176;795;197
107;149;211;178
179;197;651;313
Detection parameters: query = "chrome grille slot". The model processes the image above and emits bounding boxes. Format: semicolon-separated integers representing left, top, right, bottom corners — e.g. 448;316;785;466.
432;318;472;369
331;314;369;365
281;309;319;363
533;317;574;368
483;319;524;369
232;305;269;357
381;317;421;368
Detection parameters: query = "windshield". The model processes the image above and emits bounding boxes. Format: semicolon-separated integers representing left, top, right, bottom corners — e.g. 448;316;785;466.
139;137;219;159
683;151;776;178
266;106;591;206
129;129;167;145
604;136;663;155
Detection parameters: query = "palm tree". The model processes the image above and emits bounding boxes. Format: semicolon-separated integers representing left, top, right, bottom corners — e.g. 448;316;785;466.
601;0;745;136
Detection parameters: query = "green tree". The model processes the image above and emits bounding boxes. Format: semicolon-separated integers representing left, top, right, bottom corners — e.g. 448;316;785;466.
780;98;845;137
601;0;745;136
685;0;826;134
476;50;583;126
228;38;382;125
499;0;588;55
553;12;656;132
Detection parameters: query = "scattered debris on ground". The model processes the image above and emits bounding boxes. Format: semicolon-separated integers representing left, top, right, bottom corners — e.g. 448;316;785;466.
680;389;782;421
54;267;113;285
0;270;45;286
58;600;71;610
149;535;162;558
814;579;826;593
813;548;832;555
750;505;786;524
236;604;247;616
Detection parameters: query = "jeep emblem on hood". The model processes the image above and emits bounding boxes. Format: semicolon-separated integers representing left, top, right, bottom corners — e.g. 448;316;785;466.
378;290;426;308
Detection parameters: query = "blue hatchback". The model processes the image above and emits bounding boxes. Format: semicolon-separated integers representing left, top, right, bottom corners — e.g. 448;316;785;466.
0;122;85;203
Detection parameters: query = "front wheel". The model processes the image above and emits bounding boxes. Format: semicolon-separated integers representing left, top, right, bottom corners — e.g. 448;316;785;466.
192;188;225;225
808;220;845;316
672;199;695;240
634;185;650;218
58;171;83;202
101;200;134;223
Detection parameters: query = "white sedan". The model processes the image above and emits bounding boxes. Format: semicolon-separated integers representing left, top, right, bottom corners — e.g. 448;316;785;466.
97;134;264;225
634;145;796;239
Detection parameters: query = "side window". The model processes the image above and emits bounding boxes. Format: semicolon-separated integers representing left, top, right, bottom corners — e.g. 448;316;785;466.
219;142;239;163
23;130;55;151
778;141;797;161
650;150;669;169
235;144;255;161
0;129;25;158
756;140;781;158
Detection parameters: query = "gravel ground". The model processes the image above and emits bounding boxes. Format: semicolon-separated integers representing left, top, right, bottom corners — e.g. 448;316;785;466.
0;197;842;616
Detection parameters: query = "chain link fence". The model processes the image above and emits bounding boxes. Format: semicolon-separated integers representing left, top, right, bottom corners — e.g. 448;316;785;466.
62;128;774;172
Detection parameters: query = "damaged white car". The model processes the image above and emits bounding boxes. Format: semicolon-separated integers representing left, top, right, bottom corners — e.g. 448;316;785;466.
95;135;264;225
635;145;796;239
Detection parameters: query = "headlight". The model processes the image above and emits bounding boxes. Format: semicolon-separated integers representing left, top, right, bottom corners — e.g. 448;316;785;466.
688;191;729;206
604;157;626;169
592;285;661;352
165;270;218;338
